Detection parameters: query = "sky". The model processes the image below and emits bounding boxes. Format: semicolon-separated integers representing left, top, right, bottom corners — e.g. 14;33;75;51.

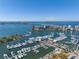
0;0;79;21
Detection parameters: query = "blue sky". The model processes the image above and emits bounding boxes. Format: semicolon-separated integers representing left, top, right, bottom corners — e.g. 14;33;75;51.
0;0;79;21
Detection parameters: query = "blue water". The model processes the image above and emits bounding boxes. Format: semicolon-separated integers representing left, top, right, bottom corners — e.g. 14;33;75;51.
0;21;79;59
0;23;31;37
0;21;79;37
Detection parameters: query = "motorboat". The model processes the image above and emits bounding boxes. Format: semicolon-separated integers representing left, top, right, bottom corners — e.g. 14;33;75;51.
20;32;31;37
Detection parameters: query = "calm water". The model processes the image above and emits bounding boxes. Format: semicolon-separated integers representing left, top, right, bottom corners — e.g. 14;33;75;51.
0;21;79;59
0;21;79;37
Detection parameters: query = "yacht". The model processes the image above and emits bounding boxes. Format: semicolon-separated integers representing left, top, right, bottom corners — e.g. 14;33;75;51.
3;54;11;59
20;32;31;37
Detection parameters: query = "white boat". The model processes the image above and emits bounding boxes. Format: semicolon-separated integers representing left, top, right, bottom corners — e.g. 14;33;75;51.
20;32;31;37
3;54;11;59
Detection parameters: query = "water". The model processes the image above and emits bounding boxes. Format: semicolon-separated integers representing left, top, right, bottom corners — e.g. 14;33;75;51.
0;21;79;59
0;21;79;37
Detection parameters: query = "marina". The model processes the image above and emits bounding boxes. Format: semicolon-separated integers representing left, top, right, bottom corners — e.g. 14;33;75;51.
0;22;79;59
0;0;79;58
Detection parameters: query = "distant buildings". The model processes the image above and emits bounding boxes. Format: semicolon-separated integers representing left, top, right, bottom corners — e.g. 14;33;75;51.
32;25;79;31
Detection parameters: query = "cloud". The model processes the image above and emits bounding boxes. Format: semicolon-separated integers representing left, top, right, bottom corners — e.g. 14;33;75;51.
0;16;79;21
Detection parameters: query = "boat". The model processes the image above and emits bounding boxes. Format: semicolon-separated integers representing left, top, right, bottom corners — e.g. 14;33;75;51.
20;32;31;37
7;40;28;49
3;54;11;59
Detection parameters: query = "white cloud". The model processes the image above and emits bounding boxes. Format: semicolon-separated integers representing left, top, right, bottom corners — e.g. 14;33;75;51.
0;16;79;21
